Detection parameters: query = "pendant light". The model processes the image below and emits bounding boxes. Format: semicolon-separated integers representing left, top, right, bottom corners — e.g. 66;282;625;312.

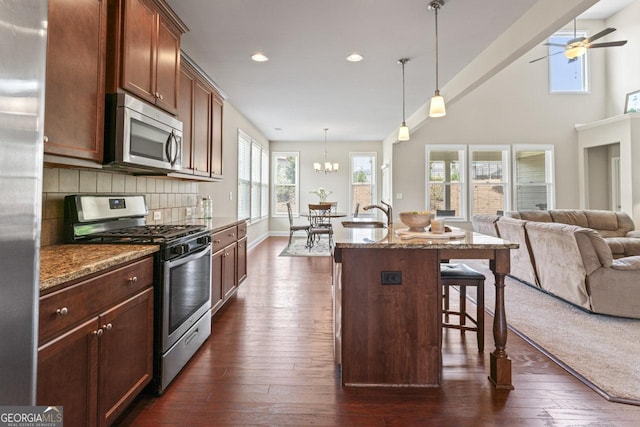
314;128;339;173
429;0;446;118
397;58;410;141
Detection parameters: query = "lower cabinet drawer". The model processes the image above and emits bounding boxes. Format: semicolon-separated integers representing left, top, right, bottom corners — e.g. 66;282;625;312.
39;256;153;343
211;226;238;252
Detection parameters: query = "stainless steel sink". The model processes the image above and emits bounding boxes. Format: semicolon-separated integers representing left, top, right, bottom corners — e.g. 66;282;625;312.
341;221;386;229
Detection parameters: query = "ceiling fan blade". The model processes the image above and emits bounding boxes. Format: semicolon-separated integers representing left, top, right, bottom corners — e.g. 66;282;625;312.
567;36;586;45
529;51;563;64
543;42;567;47
585;27;616;43
588;40;628;48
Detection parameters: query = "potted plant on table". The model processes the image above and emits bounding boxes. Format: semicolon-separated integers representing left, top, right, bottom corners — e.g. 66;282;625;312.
310;187;332;203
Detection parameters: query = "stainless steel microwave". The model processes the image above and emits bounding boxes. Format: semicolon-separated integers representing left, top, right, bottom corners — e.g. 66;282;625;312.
104;92;182;172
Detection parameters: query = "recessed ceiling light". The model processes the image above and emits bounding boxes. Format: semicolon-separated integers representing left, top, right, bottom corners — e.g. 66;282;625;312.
346;53;364;62
251;53;269;62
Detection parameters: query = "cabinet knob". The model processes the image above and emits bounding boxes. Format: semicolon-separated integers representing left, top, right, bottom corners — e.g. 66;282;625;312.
129;276;138;284
159;93;164;100
93;328;103;337
213;239;221;244
43;135;49;143
103;323;113;331
154;91;160;98
56;307;68;316
229;233;235;237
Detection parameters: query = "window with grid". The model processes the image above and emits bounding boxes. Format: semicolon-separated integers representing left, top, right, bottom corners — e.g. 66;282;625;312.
237;130;251;220
425;146;466;219
350;153;376;215
513;145;554;211
272;152;299;216
469;146;510;216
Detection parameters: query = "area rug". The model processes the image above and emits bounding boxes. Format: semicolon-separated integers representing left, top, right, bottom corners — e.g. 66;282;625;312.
278;238;331;257
462;260;640;405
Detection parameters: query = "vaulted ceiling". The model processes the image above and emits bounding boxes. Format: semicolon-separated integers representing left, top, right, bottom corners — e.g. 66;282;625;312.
166;0;628;142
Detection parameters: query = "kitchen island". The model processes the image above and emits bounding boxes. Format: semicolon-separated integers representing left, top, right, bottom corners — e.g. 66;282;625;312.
333;221;518;389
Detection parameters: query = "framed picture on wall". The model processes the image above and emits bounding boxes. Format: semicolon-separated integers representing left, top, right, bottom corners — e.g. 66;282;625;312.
624;90;640;113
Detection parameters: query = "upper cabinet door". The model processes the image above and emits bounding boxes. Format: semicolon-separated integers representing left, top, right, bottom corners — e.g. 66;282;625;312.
155;17;181;114
121;0;157;105
44;0;107;161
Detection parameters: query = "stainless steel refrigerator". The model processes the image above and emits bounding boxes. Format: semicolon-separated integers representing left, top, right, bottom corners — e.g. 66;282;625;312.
0;0;48;404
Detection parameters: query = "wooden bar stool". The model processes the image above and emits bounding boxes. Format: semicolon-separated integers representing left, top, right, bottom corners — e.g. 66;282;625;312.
440;263;485;352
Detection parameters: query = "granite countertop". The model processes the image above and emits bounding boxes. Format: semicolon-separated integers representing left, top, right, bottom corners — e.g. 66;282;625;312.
334;219;518;250
179;217;248;234
40;244;160;292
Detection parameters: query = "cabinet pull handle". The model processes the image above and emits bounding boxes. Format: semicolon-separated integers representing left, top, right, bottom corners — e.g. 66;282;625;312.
159;93;164;100
213;239;221;244
229;233;235;237
93;328;103;337
103;323;113;331
43;135;49;143
129;276;138;284
56;307;68;316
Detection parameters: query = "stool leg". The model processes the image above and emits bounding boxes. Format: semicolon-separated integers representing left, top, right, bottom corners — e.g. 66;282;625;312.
459;285;466;332
477;280;485;352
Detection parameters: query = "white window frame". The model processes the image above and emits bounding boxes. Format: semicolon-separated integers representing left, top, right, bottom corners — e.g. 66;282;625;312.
512;144;555;211
238;129;268;224
548;30;589;94
425;145;467;221
349;152;377;217
469;145;511;216
271;152;300;217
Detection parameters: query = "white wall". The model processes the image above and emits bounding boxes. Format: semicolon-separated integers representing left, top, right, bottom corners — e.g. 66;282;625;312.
392;19;610;225
269;139;382;233
605;0;640;116
199;101;270;244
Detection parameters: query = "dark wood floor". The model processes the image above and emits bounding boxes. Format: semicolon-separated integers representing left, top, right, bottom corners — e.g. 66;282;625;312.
115;236;640;426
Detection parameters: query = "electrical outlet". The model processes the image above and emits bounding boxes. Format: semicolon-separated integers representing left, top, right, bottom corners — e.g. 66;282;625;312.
229;191;233;201
153;210;162;221
381;271;402;285
185;207;193;217
396;192;403;200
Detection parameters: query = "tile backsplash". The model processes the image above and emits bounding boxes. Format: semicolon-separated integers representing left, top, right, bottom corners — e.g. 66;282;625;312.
42;167;200;246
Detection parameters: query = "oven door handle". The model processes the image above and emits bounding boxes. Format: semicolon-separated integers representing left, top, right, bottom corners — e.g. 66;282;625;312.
165;244;211;269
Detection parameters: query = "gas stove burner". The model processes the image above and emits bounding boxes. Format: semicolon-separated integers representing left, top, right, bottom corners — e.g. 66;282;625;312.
89;224;207;243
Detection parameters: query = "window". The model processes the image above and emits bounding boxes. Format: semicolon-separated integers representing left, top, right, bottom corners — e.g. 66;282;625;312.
350;153;376;215
425;146;466;219
237;130;269;223
548;30;588;93
272;152;299;216
513;145;554;211
469;146;510;216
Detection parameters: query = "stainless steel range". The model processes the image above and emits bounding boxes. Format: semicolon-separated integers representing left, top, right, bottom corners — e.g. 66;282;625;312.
64;194;212;394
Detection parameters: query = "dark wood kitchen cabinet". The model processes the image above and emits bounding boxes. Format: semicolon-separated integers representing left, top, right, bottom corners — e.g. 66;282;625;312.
106;0;188;115
43;0;107;163
37;256;154;427
210;222;247;314
178;55;225;180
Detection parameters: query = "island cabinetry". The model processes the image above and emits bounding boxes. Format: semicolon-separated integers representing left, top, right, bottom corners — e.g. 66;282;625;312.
37;256;154;427
177;55;225;179
43;0;107;163
338;248;441;387
106;0;188;115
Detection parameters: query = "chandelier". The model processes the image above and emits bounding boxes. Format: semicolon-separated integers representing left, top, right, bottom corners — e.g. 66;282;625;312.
314;128;339;173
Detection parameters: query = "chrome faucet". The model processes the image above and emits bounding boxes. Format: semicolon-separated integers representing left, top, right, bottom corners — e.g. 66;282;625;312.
362;200;393;227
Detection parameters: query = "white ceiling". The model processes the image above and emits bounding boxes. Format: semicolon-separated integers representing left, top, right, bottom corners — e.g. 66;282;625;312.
166;0;629;142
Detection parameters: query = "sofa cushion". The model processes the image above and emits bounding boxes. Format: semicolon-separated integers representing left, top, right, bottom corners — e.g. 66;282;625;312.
611;255;640;271
506;210;552;222
584;210;619;232
471;214;500;237
550;210;589;227
604;237;640;257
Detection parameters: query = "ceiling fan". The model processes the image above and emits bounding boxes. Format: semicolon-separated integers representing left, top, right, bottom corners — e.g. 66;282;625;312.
529;20;627;64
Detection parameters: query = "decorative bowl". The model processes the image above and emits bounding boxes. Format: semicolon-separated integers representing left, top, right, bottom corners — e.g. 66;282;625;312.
399;211;433;232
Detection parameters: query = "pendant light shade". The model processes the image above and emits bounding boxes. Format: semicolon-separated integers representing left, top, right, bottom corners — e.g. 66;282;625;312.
429;0;446;118
397;58;410;141
314;128;338;173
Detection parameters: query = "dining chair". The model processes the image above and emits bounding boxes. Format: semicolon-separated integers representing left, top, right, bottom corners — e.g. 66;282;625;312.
287;202;310;246
307;203;333;249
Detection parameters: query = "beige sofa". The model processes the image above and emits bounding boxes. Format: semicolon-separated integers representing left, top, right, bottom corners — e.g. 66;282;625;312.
525;221;640;318
472;210;640;318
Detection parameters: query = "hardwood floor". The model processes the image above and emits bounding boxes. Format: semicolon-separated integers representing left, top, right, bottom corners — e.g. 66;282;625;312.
115;237;640;426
